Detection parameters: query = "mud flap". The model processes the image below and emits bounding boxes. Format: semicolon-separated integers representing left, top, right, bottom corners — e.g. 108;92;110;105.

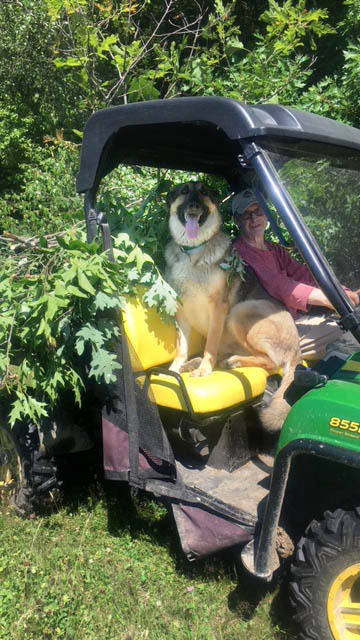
171;500;253;560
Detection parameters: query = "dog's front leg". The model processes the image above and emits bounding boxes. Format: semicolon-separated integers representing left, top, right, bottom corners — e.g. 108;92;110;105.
169;307;191;373
191;297;228;377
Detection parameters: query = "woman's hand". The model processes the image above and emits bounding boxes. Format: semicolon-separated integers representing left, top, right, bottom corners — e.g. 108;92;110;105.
345;288;360;307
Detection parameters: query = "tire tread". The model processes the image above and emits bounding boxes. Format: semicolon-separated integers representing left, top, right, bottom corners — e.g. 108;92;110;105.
290;508;360;640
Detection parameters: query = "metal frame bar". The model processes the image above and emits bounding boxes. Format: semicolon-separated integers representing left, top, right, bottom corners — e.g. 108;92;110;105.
253;439;360;578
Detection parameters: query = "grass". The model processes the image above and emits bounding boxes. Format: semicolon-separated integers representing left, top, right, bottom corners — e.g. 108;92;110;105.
0;478;299;640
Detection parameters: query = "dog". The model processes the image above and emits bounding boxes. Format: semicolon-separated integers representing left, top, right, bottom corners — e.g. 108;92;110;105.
164;181;302;432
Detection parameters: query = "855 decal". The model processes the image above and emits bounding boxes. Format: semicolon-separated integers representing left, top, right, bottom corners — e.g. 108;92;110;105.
329;416;360;437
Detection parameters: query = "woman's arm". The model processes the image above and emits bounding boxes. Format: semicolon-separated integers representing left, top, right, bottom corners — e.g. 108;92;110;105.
307;286;360;309
275;245;360;308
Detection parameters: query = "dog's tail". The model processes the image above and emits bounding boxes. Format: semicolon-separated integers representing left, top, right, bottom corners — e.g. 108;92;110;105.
259;357;299;433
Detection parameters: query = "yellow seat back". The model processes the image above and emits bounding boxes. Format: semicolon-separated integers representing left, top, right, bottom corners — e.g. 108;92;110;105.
122;294;204;371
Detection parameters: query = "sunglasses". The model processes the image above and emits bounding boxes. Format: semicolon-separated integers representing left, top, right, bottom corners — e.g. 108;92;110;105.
241;208;265;221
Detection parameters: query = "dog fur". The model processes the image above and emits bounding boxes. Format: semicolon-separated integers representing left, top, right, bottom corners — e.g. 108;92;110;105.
164;181;302;432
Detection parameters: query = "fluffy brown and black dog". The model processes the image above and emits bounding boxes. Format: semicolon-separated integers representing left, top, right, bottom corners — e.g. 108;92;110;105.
164;181;301;432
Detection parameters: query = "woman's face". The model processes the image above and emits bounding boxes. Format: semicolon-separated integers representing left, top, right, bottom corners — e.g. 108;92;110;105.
237;203;267;237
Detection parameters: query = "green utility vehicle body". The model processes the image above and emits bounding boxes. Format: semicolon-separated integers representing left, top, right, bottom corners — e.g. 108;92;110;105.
251;351;360;584
2;96;360;640
280;353;360;452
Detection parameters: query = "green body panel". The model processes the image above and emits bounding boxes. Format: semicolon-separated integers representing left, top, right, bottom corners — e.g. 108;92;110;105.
278;353;360;453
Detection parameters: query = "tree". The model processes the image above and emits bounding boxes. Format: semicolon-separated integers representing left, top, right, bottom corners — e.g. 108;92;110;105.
0;0;343;232
0;0;81;190
45;0;335;108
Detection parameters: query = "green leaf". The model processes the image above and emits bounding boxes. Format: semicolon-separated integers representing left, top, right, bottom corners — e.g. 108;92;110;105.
72;129;83;139
225;37;244;55
28;397;48;420
127;246;154;272
143;278;178;317
128;76;160;103
75;324;105;355
62;265;77;283
93;291;120;311
89;348;122;383
46;294;67;320
9;394;48;425
66;285;88;298
54;56;83;68
9;401;23;426
77;269;96;295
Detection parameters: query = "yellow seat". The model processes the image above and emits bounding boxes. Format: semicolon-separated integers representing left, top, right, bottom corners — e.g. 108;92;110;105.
148;368;272;413
122;293;279;415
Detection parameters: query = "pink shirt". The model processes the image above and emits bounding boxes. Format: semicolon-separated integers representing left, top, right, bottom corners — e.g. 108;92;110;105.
232;238;316;317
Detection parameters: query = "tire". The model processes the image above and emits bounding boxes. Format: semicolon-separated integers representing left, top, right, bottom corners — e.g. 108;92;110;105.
0;423;59;516
290;508;360;640
0;424;33;516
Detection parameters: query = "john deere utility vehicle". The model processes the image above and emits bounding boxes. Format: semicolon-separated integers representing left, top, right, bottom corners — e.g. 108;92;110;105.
3;96;360;640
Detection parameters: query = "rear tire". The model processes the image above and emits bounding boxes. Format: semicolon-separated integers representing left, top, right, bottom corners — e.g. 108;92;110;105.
0;424;33;516
290;508;360;640
0;423;59;516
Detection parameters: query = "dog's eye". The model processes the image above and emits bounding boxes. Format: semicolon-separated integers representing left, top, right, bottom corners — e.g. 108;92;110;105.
181;185;189;194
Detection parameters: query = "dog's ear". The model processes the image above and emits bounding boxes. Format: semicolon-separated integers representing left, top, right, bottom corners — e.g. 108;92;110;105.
201;184;219;204
166;185;180;210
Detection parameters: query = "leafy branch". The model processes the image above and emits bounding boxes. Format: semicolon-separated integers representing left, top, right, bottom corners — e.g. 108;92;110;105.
0;224;177;427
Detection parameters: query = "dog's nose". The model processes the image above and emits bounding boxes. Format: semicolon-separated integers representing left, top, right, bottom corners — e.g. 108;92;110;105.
188;196;202;208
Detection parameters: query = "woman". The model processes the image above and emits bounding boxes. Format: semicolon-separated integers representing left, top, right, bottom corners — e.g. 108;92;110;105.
232;189;360;360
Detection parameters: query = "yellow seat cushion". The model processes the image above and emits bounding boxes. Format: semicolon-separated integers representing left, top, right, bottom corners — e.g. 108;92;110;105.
148;367;272;414
122;293;279;415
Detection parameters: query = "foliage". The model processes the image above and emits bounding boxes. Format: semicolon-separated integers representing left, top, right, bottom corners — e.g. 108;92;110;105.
277;153;360;288
294;0;360;125
220;252;247;286
0;104;39;193
2;0;360;210
0;140;83;236
45;0;209;108
216;0;333;105
0;0;81;188
0;226;177;426
98;169;172;272
40;0;336;112
2;0;360;223
260;0;334;53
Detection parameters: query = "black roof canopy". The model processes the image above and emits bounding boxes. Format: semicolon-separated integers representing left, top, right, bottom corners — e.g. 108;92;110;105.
76;96;360;195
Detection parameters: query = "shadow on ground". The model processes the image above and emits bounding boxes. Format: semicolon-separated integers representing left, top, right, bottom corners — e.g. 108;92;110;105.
228;559;298;638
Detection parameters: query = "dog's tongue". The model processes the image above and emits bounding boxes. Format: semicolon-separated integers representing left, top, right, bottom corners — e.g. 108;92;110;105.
185;218;199;240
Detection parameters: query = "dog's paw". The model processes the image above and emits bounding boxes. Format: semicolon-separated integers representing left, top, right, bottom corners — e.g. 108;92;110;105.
179;357;202;373
218;355;243;369
190;365;212;377
168;361;182;374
